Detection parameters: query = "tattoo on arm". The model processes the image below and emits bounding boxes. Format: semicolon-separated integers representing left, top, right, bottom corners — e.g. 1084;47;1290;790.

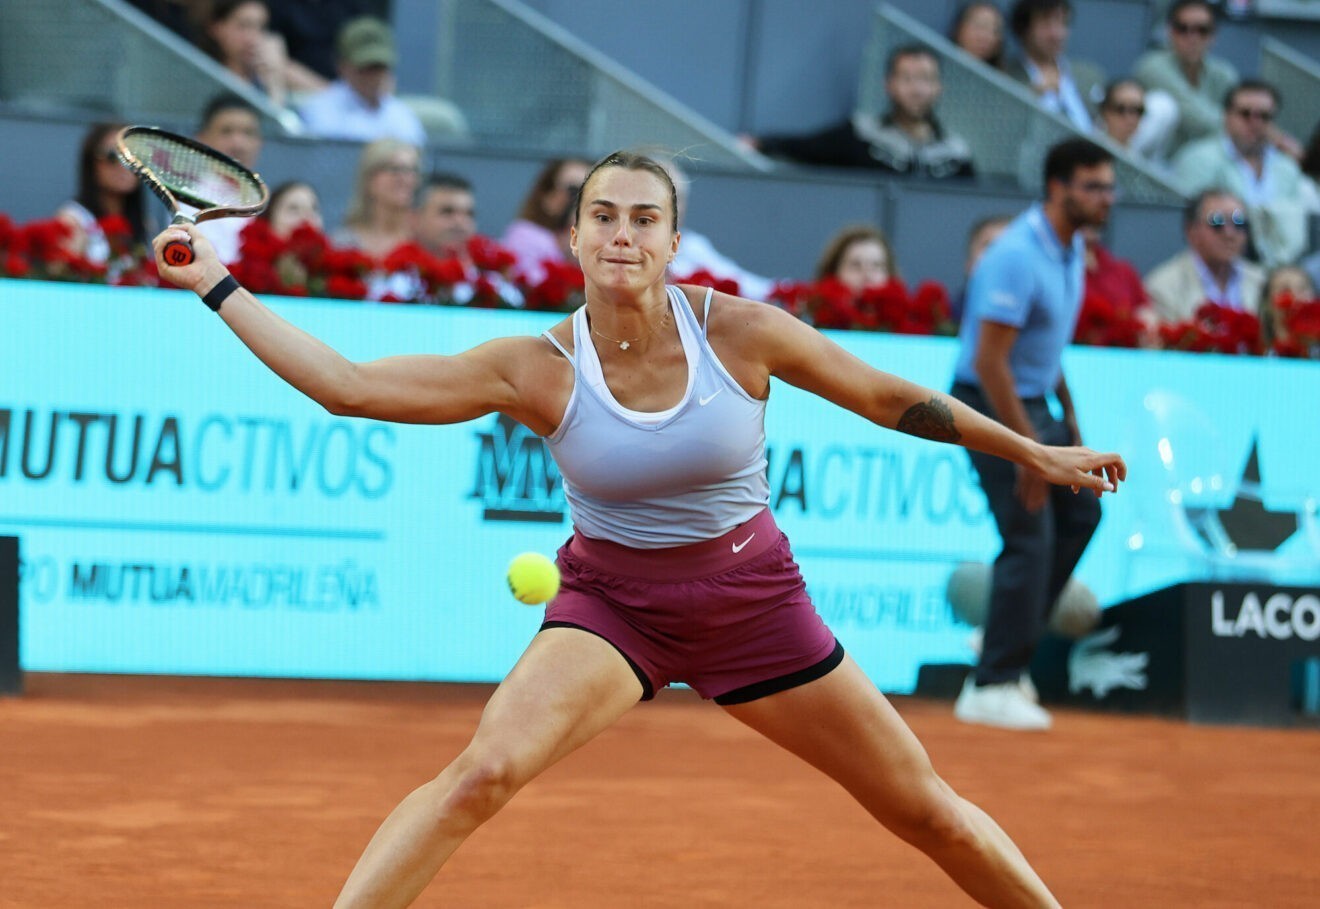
896;396;962;444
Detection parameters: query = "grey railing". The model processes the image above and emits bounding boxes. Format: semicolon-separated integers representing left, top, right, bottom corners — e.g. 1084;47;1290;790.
858;3;1185;205
0;0;302;134
1260;37;1320;147
433;0;767;169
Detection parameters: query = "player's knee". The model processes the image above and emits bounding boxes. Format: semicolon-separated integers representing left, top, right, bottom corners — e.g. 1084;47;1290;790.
441;752;522;825
887;782;976;853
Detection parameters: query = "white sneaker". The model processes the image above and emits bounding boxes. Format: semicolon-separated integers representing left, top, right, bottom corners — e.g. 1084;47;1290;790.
955;678;1052;731
1019;672;1039;705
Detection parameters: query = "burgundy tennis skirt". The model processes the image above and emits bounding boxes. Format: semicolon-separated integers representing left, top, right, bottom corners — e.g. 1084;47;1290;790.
543;507;843;704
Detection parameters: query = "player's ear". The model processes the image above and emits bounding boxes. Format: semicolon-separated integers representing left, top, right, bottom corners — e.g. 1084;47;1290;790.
669;229;680;261
569;225;579;258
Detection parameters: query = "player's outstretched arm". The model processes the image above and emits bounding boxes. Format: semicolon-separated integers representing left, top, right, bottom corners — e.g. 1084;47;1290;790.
151;224;528;426
731;297;1125;496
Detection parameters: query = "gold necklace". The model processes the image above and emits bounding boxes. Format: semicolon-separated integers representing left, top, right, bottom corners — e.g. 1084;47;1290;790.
590;309;669;351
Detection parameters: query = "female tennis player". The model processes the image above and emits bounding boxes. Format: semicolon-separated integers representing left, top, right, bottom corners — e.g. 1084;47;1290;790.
153;151;1123;908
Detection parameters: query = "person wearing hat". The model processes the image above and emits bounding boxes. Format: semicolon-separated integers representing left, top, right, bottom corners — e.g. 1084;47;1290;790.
297;16;427;147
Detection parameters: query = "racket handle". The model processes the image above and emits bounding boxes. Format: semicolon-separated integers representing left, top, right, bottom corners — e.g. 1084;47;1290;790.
163;237;194;267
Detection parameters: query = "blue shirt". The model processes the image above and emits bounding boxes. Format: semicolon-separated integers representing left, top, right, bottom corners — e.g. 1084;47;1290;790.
953;205;1084;398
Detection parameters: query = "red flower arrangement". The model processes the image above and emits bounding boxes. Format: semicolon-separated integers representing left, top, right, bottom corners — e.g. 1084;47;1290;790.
1269;292;1320;359
767;277;954;335
1073;286;1149;348
1157;302;1263;355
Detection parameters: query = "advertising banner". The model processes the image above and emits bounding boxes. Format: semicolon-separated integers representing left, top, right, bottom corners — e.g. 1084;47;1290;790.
3;279;1318;691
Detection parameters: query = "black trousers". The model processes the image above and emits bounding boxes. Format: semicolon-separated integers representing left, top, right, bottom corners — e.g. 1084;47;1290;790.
951;382;1102;686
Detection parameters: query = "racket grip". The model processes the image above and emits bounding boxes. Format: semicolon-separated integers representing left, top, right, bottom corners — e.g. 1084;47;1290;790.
163;237;194;267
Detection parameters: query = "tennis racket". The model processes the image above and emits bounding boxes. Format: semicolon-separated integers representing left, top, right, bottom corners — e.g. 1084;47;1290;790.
115;126;269;267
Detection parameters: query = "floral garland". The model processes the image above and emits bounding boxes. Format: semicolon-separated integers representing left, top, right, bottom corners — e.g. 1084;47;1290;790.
3;212;1318;359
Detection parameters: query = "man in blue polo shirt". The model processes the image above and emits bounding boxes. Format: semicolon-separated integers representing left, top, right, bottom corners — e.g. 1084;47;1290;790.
951;138;1117;730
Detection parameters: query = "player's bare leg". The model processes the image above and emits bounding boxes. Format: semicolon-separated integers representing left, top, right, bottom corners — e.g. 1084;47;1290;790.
333;628;643;909
721;654;1060;909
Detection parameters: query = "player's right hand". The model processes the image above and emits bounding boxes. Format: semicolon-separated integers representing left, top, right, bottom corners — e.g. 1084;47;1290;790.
152;223;226;296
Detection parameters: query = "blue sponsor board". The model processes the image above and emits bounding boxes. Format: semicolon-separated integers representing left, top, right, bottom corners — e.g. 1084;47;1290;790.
3;279;1318;691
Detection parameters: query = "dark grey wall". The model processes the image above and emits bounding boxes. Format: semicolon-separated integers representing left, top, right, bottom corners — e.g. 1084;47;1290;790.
393;0;1319;138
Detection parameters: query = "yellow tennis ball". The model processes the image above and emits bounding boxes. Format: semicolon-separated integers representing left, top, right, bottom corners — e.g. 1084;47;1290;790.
507;552;560;605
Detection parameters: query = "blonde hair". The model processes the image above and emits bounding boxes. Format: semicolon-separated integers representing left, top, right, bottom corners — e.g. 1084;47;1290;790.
342;138;420;229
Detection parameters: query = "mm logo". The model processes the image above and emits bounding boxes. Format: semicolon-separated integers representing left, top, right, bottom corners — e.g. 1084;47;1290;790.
470;415;564;523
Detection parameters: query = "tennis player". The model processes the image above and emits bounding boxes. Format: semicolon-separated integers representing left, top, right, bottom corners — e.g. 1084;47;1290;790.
153;150;1123;908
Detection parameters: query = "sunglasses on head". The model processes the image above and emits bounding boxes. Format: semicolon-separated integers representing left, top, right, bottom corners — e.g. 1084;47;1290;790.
1205;209;1248;231
1172;21;1213;37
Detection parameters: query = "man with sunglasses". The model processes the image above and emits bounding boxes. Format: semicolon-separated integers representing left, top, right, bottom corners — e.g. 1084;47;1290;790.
1143;188;1264;324
1133;0;1238;156
1171;80;1308;269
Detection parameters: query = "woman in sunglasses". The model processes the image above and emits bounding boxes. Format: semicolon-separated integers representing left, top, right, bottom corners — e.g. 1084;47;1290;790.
54;122;154;266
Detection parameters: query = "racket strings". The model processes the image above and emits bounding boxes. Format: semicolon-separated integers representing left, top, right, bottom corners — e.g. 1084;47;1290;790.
123;136;264;209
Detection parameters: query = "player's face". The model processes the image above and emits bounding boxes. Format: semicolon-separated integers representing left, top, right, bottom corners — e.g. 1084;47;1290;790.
571;167;678;292
197;110;262;170
415;188;476;255
270;184;322;239
886;55;941;121
835;239;890;293
1060;162;1116;229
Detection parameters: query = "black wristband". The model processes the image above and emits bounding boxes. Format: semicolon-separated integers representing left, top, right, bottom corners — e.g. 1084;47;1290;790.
201;275;240;313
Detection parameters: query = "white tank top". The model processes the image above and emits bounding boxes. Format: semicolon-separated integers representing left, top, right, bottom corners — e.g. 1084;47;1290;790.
542;286;769;548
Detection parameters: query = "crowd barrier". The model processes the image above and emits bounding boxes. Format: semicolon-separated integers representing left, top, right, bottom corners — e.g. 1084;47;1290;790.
3;279;1319;693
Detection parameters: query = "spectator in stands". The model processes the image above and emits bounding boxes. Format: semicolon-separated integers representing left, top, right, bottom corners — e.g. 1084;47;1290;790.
194;93;264;264
1133;0;1238;157
413;173;523;306
748;45;974;179
297;17;427;147
1143;189;1264;324
661;158;776;300
1299;122;1320;213
1095;79;1146;152
950;138;1114;731
952;214;1012;322
1081;226;1148;314
55;122;153;266
334;138;422;258
414;173;477;263
814;225;897;293
1093;78;1176;166
201;1;292;108
501;157;591;285
1171;80;1309;269
949;2;1005;71
1005;0;1104;131
260;180;324;240
266;0;378;84
1260;265;1315;350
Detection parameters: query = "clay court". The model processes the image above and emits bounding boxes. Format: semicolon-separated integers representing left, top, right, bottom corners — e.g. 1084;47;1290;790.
2;673;1317;908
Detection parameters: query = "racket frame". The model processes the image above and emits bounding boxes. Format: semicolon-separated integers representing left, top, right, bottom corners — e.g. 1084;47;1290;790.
114;125;270;226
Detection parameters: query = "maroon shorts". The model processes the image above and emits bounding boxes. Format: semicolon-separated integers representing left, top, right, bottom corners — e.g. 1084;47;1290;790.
542;507;843;704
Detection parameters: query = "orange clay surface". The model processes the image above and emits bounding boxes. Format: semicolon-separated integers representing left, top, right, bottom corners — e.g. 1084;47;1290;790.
2;673;1317;908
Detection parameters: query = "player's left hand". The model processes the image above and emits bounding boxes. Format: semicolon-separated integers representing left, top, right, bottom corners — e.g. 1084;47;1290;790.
1035;445;1126;497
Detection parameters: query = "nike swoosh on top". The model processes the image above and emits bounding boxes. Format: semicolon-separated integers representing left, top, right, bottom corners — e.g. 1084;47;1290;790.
731;533;755;553
699;389;722;406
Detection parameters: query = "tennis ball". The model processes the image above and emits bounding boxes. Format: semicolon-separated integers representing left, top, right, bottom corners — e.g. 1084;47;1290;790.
507;552;560;605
